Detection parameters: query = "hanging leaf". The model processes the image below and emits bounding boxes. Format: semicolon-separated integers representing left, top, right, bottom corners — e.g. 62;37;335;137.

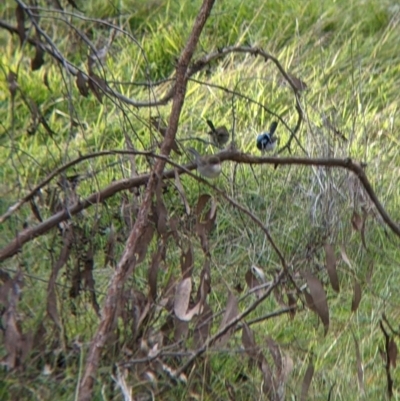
353;334;364;394
389;338;398;368
88;73;107;103
287;73;308;92
155;180;168;237
351;211;362;231
261;358;275;398
43;71;51;91
174;168;190;214
47;226;73;328
135;224;155;264
242;323;263;367
16;5;26;46
104;225;116;268
174;278;202;321
196;259;211;302
76;71;89;97
266;336;282;373
351;280;362;312
31;44;45;71
66;0;81;10
174;277;191;320
324;244;339;292
148;245;163;302
193;303;213;347
215;292;239;348
180;244;193;279
225;381;237;401
245;269;264;299
302;271;329;335
340;245;352;269
287;293;297;319
351;210;367;249
300;360;314;401
82;246;100;317
7;71;18;99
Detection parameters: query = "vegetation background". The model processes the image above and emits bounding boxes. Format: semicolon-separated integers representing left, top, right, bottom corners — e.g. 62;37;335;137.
1;0;400;400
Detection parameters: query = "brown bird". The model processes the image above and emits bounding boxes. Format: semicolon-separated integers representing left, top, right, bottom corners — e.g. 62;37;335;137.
150;116;182;155
187;148;221;179
206;119;230;148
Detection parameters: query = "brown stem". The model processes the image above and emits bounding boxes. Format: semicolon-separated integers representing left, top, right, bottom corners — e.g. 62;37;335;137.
76;1;216;400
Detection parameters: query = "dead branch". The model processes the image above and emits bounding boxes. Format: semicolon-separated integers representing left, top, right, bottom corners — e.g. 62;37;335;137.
76;1;216;399
1;152;399;263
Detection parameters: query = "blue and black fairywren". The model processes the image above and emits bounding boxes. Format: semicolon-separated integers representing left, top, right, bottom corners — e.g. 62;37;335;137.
256;121;279;152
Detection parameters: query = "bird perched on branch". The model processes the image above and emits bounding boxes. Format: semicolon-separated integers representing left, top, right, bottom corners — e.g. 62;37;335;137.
256;121;279;152
187;147;221;179
206;119;230;148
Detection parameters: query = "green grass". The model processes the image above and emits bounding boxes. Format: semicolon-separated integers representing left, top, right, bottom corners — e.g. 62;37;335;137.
1;0;400;399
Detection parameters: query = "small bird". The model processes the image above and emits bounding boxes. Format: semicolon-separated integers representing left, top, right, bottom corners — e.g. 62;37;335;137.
256;121;279;152
187;147;222;179
206;119;230;148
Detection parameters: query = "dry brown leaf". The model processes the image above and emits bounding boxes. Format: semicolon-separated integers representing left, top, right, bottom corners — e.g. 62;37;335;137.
352;211;367;249
7;71;18;99
225;380;236;401
174;168;190;214
196;259;211;302
389;338;398;368
135;224;155;264
174;278;202;321
31;44;45;71
303;289;317;313
67;0;81;10
16;5;25;46
340;245;352;269
104;225;116;268
351;280;362;312
300;360;314;401
47;227;73;328
287;293;297;319
193;302;213;348
325;244;339;293
353;334;364;394
155;181;168;236
76;71;89;97
366;260;374;285
302;271;330;335
180;244;193;279
88;73;107;103
351;211;363;231
30;198;43;222
261;358;275;397
174;277;191;319
148;245;163;302
242;323;260;363
82;246;100;317
215;292;239;348
174;315;189;342
266;336;282;373
245;269;262;298
279;353;294;384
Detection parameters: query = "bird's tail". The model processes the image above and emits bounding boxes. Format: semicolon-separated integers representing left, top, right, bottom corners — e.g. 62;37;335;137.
206;119;217;133
269;121;279;135
187;147;201;161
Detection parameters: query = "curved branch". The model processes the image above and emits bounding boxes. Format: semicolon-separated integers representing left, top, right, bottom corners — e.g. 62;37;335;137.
1;151;399;264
